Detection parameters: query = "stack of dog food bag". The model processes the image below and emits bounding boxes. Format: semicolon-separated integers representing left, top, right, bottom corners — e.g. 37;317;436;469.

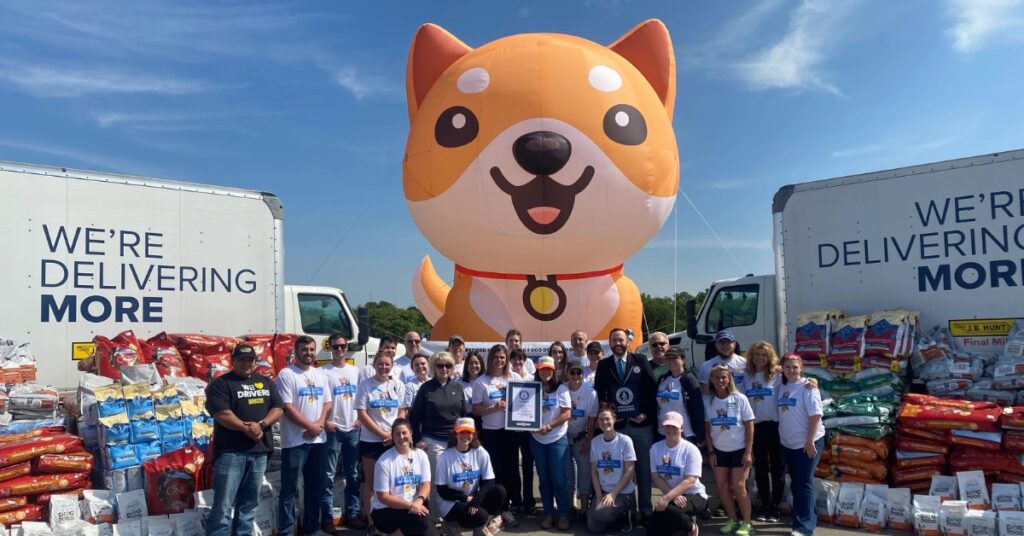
794;309;914;490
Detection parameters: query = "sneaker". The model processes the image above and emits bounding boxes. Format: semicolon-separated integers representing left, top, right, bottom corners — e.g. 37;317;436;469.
558;517;571;531
540;516;554;529
720;520;740;534
501;511;520;528
790;532;804;536
735;522;753;536
689;523;700;536
767;514;780;523
754;509;767;522
714;507;727;518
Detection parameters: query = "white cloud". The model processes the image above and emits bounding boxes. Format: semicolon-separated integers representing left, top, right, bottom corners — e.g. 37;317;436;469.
0;65;213;98
947;0;1024;53
831;136;959;158
737;0;852;95
683;0;786;71
333;66;400;100
92;111;220;131
0;138;157;174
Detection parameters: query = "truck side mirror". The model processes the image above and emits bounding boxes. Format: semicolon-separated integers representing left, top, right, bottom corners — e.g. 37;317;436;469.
357;306;370;346
686;299;697;339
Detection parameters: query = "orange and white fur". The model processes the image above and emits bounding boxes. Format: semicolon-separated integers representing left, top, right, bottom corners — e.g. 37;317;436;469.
404;20;679;347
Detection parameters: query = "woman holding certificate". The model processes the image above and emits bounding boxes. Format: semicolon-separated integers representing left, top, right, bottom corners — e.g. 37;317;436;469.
471;345;522;526
531;356;573;530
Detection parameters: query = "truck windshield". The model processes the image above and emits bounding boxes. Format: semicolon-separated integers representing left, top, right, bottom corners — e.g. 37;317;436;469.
298;293;354;338
704;284;758;332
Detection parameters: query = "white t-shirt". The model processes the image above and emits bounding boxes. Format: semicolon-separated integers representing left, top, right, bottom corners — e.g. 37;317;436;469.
471;374;520;430
656;373;696;438
322;363;361;432
567;384;599;437
698;355;748;387
650;439;707;497
582;364;598;389
434;447;495;516
776;377;825;450
532;384;571;444
354;376;406;443
453;361;465;376
704;392;755;453
402;376;429;409
590;432;637;494
276;365;331;449
371;447;431;511
742;372;782;423
458;378;475;406
522;358;536;376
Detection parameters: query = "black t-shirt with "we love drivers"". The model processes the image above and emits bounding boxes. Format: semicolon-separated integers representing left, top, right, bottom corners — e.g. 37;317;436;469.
205;371;283;455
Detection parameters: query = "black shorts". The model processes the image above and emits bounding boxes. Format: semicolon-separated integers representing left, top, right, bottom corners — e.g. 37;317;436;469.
359;441;388;460
714;448;745;468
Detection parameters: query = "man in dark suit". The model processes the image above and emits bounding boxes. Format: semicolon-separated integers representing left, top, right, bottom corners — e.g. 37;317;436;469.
594;327;657;522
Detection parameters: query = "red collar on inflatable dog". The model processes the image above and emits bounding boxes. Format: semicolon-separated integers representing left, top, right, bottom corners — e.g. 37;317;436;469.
455;264;623;281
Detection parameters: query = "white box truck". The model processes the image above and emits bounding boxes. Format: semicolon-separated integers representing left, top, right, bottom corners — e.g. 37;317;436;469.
664;149;1024;369
0;160;381;388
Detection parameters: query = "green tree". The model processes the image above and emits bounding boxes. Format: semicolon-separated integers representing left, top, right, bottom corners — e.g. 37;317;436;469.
640;290;708;340
361;301;432;339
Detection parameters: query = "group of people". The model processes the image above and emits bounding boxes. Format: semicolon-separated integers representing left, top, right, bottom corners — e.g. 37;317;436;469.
203;327;825;536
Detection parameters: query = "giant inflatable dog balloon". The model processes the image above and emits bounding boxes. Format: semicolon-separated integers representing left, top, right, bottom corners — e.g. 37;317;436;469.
405;20;678;346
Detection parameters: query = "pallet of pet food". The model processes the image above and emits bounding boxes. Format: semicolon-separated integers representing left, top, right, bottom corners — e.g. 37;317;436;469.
913;320;1024;406
0;338;39;386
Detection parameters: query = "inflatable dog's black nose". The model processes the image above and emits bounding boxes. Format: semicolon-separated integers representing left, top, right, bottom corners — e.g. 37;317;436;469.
513;131;571;176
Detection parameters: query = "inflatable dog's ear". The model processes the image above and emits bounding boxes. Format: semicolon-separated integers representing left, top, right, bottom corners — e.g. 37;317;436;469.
609;19;676;119
406;23;472;121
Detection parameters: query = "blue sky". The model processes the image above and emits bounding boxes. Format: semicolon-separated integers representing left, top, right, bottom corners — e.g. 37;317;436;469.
2;0;1023;309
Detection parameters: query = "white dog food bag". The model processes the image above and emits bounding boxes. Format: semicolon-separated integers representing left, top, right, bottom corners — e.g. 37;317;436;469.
114;490;147;522
168;512;203;536
861;484;889;532
999;510;1024;536
914;494;941;536
49;493;81;530
836;482;865;528
815;478;840;524
889;488;913;531
83;490;115;524
955;471;989;510
992;483;1022;511
931;475;959;501
111;520;142;536
940;500;968;536
963;510;996;536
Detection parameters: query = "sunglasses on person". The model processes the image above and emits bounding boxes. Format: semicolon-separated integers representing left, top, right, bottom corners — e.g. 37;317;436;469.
651;342;668;347
406;339;421;345
331;344;348;350
568;370;583;376
436;363;454;369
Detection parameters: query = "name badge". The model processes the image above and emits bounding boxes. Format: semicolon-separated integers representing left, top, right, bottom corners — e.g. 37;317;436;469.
777;397;797;408
370;398;399;408
656;390;681;400
710;416;738;427
596;459;622;469
746;387;773;398
656;464;681;476
452;470;480;483
542;397;558;408
571;408;586;418
334;384;357;396
297;386;324;397
394;474;421;486
489;388;506;400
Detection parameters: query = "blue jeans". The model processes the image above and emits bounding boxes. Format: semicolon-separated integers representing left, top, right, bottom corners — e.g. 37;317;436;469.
278;443;329;536
207;451;268;536
530;435;570;518
782;437;825;536
324;429;362;519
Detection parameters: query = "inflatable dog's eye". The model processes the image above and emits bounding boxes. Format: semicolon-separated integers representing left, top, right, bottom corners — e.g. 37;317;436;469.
603;104;646;146
435;106;479;148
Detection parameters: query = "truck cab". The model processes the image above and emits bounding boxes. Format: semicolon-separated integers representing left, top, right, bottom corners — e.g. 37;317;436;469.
282;285;387;369
670;274;778;372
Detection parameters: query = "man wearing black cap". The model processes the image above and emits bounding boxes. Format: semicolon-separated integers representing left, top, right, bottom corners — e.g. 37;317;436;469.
205;344;284;536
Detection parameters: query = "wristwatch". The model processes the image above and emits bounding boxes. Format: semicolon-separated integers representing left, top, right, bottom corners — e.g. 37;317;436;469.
415;495;427;503
258;419;267;430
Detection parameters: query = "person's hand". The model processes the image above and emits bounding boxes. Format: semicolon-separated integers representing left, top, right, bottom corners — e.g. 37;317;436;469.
600;494;615;509
805;377;819;389
707;452;716;466
416;441;427;450
804;439;818;459
655;497;669;512
629;413;646;424
539;424;550;435
468;506;479;516
306;422;324;436
673;495;688;508
242;422;262;440
409;502;429;516
383;433;393;446
496;400;507;411
325;422;339;432
742;451;753;468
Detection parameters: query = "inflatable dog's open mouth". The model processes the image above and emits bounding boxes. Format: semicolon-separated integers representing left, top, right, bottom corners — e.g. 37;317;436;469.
489;165;594;235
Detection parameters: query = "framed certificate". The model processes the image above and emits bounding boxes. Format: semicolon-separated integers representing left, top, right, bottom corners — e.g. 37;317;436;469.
506;381;542;431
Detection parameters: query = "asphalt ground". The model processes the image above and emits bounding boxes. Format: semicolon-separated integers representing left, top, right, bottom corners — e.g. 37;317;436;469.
318;462;902;536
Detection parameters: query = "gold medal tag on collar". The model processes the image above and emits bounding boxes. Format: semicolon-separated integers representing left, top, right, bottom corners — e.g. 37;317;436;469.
523;275;567;321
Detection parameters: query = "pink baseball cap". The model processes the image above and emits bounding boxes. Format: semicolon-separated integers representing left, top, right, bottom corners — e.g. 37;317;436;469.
662;411;684;429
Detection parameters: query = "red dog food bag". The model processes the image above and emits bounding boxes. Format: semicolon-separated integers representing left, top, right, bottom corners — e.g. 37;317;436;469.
94;330;146;381
830;315;869;360
143;446;206;515
0;435;84;469
34;453;95;474
795;311;838;358
0;472;89;497
863;310;907;358
239;334;277;380
0;503;44;525
146;332;187;378
271;333;299;372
